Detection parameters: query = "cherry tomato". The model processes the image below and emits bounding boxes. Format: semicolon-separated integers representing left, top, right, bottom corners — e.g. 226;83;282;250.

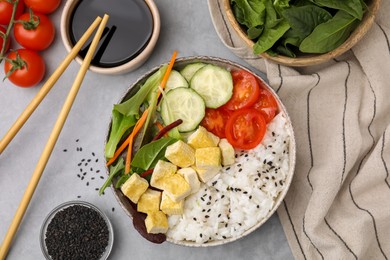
225;108;266;150
4;49;45;87
253;83;278;123
0;25;10;53
201;108;232;138
0;0;24;25
24;0;61;14
222;69;260;110
14;12;55;51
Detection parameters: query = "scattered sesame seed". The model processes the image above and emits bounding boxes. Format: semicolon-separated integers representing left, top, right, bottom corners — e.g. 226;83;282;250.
205;215;210;218
76;139;79;142
112;207;115;212
193;218;197;221
92;152;95;156
77;195;81;198
63;149;67;152
86;182;89;186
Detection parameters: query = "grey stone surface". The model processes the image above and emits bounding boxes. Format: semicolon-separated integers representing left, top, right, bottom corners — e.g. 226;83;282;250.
0;1;294;259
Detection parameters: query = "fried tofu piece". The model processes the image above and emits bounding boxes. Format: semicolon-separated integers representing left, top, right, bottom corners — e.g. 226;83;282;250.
187;126;219;148
218;138;235;166
177;167;200;194
145;211;168;234
160;192;184;215
195;147;221;169
165;140;195;168
192;165;221;183
163;174;191;202
137;189;162;214
121;173;149;203
150;160;177;190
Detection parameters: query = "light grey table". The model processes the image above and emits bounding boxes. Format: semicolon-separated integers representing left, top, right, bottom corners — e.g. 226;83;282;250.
0;1;294;259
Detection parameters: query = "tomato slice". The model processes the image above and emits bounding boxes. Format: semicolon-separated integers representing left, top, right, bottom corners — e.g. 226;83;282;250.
222;69;260;110
201;108;231;138
225;108;266;150
253;84;278;123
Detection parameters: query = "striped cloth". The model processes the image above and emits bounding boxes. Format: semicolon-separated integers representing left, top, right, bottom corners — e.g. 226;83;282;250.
208;1;390;259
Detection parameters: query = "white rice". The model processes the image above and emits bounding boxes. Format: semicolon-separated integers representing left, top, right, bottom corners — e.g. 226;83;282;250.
167;113;291;244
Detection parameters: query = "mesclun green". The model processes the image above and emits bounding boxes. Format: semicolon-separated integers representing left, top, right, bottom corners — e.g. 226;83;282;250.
231;0;366;56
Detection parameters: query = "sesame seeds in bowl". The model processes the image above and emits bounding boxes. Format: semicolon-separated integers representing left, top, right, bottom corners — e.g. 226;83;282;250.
106;56;296;247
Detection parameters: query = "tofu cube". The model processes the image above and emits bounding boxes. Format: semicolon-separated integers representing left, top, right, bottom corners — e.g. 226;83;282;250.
165;140;195;168
195;147;221;169
145;211;168;234
150;160;177;190
218;138;235;166
137;189;162;214
163;174;191;202
121;173;149;203
160;192;184;215
177;167;200;194
192;165;221;183
187;126;219;148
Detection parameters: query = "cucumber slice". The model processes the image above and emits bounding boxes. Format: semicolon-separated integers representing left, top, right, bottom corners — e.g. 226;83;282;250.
165;70;189;92
160;87;206;132
180;63;206;82
190;64;233;108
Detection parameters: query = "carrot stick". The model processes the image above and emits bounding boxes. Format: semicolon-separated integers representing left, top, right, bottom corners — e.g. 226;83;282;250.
157;50;177;99
155;121;164;131
125;134;134;174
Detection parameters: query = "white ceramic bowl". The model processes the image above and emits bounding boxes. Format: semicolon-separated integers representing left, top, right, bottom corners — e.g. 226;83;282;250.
105;56;296;246
60;0;160;75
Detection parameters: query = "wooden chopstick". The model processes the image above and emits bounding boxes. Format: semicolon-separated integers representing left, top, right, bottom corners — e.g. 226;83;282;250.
0;16;103;155
0;14;109;259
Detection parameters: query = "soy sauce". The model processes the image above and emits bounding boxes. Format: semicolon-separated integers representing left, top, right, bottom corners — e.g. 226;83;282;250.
70;0;153;68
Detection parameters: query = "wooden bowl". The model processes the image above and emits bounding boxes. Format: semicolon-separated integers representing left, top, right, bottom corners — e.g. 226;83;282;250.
224;0;381;66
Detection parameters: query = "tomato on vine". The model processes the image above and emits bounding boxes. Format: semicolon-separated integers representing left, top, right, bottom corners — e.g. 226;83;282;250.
24;0;61;14
0;0;25;25
14;11;55;51
4;49;46;87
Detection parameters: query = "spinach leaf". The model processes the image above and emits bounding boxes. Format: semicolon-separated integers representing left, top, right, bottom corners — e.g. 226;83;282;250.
264;0;281;29
231;0;266;36
114;65;167;117
253;20;290;54
311;0;363;20
248;26;263;39
299;10;359;53
276;45;296;57
131;137;177;171
115;174;130;189
105;110;136;159
273;0;290;15
99;157;125;195
283;5;332;37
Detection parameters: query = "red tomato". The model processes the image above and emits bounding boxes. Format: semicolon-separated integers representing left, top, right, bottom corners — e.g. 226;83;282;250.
14;12;55;51
4;49;45;87
201;108;232;138
23;0;61;14
0;25;10;52
225;108;266;150
253;84;278;123
0;0;24;25
222;69;260;110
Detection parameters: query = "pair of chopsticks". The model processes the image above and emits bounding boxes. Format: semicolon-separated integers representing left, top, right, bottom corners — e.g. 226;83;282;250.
0;14;110;259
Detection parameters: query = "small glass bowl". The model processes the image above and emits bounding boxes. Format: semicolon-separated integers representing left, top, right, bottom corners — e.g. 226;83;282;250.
40;201;114;260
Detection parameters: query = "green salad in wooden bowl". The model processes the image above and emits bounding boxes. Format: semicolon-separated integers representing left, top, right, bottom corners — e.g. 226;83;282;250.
224;0;381;66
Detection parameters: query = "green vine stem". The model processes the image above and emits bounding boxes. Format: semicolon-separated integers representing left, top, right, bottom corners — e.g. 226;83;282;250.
0;0;20;63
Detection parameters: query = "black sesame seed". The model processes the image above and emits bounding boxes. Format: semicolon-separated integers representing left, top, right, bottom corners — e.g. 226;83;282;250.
87;159;91;162
63;149;67;152
100;176;104;179
202;193;207;197
80;147;83;151
91;177;95;180
92;152;95;156
207;209;211;213
83;172;87;176
90;167;93;171
257;205;260;208
212;181;217;186
201;197;205;201
78;163;82;166
222;236;227;239
202;209;206;212
238;168;243;172
218;214;221;218
95;159;99;163
238;223;242;226
245;154;248;157
209;195;212;200
77;196;81;198
225;223;228;228
205;215;210;218
86;182;89;186
95;188;99;191
226;167;231;171
76;139;79;142
243;191;248;194
249;196;252;199
96;170;100;173
77;174;80;178
254;178;259;181
237;164;242;167
272;152;276;154
272;176;275;180
79;168;83;172
193;218;197;221
81;177;84;180
84;163;88;166
263;159;267;164
272;131;275;137
200;234;203;238
207;202;211;205
221;195;225;199
81;159;85;162
112;207;115;212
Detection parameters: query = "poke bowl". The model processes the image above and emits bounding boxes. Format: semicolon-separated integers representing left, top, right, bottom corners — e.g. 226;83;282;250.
101;56;296;246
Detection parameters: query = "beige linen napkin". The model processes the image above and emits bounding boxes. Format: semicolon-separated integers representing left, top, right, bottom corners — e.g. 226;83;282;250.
208;1;390;259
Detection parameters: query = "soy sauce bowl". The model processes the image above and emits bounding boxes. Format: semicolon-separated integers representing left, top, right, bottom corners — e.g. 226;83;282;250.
40;201;114;260
61;0;160;75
